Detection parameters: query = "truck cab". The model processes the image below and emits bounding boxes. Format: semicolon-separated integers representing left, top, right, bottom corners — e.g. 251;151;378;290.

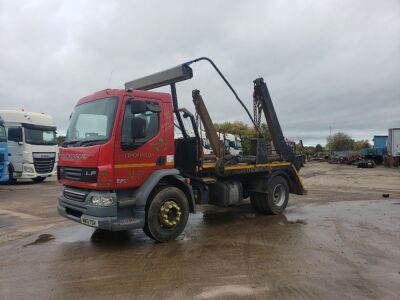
58;89;176;231
0;110;58;183
220;132;243;155
0;116;9;183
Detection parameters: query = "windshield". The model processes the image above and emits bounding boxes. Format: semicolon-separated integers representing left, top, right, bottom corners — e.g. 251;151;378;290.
0;126;6;143
65;97;118;146
235;139;242;149
25;127;57;145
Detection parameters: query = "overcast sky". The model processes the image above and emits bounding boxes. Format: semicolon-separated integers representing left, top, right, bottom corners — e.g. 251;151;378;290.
0;0;399;145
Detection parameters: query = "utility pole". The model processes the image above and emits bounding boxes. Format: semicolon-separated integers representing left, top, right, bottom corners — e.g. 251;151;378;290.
329;126;332;156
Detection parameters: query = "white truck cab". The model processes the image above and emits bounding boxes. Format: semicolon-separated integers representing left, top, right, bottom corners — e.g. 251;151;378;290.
0;110;58;183
175;128;213;155
220;132;243;155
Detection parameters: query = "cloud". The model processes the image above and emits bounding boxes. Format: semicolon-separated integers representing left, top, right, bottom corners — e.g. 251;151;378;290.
0;0;399;145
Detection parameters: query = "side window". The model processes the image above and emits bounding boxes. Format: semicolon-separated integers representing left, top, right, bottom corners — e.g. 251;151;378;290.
8;127;23;142
0;126;6;142
121;101;160;149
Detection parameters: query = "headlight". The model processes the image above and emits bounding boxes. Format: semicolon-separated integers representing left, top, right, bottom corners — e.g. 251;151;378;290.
23;166;35;173
90;195;114;206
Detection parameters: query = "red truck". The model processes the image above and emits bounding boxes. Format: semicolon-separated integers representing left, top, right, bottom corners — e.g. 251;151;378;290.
58;58;305;242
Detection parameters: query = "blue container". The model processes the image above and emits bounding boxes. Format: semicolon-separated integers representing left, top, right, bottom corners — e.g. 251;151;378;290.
360;147;387;157
373;136;388;149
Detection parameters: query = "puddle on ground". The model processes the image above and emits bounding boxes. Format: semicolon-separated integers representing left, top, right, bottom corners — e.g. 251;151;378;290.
24;234;55;247
0;214;16;229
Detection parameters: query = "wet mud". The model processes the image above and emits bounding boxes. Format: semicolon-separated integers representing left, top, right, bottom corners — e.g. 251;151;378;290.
23;234;55;247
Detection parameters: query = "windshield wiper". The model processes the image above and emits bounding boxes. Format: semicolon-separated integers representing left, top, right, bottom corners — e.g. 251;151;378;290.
79;139;106;147
63;139;81;147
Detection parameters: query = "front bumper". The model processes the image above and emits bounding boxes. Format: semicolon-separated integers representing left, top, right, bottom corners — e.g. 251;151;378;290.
17;163;57;179
58;186;145;231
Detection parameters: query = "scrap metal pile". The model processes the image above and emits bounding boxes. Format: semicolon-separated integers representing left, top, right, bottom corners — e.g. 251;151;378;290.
328;151;376;168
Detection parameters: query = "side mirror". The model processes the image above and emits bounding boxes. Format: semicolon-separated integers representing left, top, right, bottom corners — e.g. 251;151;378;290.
18;141;23;146
131;100;147;114
131;117;146;139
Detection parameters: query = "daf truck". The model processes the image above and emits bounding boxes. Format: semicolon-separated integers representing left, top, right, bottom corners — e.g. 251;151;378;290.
0;110;58;183
58;57;305;242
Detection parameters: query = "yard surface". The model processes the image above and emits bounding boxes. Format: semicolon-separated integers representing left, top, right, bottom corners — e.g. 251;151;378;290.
0;162;399;299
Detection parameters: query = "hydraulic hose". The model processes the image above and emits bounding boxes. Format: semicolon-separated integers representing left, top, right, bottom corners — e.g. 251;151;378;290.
184;57;262;136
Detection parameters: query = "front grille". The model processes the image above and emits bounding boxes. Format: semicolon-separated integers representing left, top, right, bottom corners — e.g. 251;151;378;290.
63;167;82;181
59;167;98;183
33;153;55;174
64;188;87;202
0;152;4;163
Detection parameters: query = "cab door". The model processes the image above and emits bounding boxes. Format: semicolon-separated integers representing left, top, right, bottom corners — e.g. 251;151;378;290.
113;96;170;189
7;127;24;173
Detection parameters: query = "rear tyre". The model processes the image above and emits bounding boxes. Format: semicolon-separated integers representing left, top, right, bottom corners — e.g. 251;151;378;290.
250;176;289;215
144;186;189;242
32;177;46;183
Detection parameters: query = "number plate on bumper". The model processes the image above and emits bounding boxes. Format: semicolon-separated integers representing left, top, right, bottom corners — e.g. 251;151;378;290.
80;216;98;227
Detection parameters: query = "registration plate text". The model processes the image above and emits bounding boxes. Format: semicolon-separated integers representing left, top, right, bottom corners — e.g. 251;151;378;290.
80;216;98;227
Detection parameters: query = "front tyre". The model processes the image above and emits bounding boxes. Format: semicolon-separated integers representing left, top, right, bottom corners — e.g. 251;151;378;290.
250;176;289;215
144;186;189;242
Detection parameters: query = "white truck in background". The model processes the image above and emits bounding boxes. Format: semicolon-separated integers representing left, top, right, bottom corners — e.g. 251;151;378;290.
388;128;400;157
200;130;243;156
199;129;213;155
219;132;243;155
0;110;58;184
176;128;243;156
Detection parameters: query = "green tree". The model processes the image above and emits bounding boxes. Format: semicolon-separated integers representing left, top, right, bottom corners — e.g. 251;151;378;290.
326;132;354;151
353;139;371;150
303;146;316;156
57;135;65;146
315;144;323;153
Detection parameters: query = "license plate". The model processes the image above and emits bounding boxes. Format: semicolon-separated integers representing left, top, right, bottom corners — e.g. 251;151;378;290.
80;216;98;227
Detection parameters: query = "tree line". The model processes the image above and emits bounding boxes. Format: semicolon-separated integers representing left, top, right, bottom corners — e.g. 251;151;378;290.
306;132;371;156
